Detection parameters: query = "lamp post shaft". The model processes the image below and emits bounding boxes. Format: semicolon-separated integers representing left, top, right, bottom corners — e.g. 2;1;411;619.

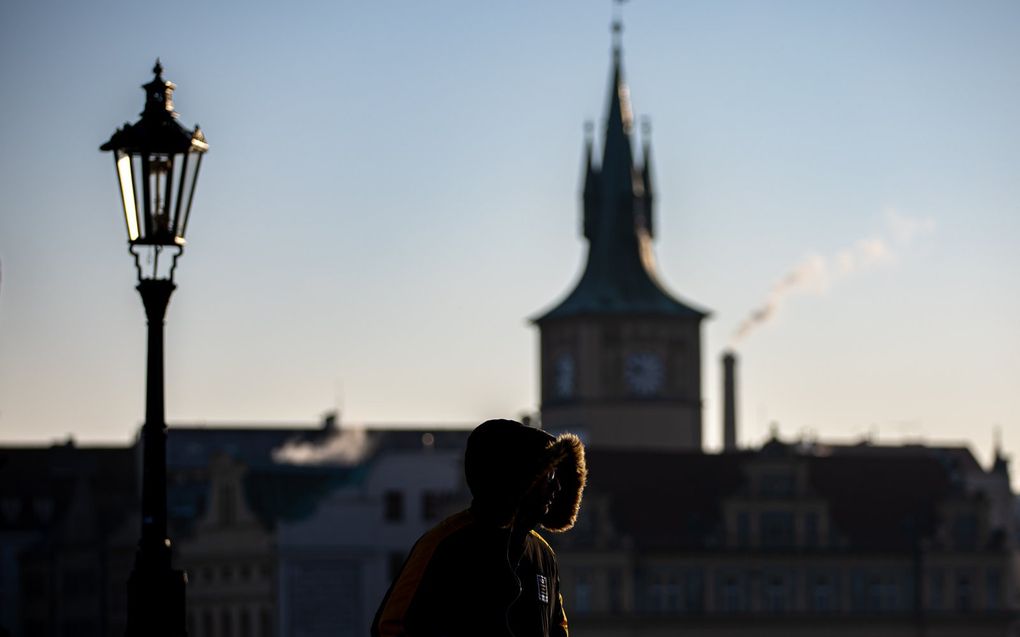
125;278;187;637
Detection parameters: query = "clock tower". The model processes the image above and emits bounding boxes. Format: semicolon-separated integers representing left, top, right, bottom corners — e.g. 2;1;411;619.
533;33;708;451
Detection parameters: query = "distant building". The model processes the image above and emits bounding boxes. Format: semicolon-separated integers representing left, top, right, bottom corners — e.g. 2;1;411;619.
276;430;469;636
533;24;1019;637
163;417;469;637
551;438;1017;636
164;416;358;637
0;442;137;637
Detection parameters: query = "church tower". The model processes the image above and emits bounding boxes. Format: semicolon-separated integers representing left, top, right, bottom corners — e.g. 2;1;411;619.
533;29;708;450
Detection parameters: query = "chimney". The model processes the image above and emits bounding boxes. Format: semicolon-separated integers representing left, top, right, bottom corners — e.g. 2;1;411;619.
722;351;738;452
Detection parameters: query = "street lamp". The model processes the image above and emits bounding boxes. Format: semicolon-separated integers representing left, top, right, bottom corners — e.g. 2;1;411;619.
101;60;208;637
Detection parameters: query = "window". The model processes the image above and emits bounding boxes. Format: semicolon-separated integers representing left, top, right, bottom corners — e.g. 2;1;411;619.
815;577;834;612
986;569;1001;611
664;575;681;612
956;572;973;612
760;511;795;548
736;511;750;547
384;490;404;523
421;491;442;521
608;568;624;614
646;573;666;613
718;574;747;613
222;608;233;637
953;513;979;550
871;576;901;612
763;573;789;614
804;512;819;548
684;569;705;613
574;568;592;614
929;569;944;611
850;571;868;612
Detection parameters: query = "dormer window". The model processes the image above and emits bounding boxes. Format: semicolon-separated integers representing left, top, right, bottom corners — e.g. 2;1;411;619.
759;472;795;498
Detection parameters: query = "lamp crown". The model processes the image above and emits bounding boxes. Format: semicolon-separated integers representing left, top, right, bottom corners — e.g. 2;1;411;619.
142;58;177;117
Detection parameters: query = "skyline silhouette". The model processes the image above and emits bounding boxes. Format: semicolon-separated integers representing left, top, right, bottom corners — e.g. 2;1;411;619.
0;1;1017;482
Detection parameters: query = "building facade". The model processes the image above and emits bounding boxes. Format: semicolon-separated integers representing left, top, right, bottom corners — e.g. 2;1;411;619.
276;431;469;637
551;439;1018;636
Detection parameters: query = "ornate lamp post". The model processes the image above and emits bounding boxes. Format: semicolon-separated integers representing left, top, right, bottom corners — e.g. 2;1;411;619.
101;60;208;637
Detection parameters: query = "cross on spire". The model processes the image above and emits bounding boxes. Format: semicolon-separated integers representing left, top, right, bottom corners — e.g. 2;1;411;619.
611;0;627;54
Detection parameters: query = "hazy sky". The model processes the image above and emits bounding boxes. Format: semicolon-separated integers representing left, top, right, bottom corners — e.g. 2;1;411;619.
1;2;1017;472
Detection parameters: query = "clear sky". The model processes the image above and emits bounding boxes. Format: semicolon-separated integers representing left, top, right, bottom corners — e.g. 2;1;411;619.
0;2;1017;473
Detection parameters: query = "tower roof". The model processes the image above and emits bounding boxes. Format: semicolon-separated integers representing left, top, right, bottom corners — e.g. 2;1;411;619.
534;37;707;323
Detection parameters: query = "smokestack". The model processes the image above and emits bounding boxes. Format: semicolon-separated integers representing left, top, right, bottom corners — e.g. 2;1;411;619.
722;350;738;452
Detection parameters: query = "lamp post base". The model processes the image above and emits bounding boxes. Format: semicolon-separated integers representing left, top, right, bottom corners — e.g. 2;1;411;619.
125;563;187;637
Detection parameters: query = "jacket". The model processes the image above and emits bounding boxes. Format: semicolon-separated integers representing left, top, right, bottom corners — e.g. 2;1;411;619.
372;419;587;637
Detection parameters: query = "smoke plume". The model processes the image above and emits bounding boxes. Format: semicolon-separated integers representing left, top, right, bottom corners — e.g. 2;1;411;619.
272;428;374;466
731;210;935;345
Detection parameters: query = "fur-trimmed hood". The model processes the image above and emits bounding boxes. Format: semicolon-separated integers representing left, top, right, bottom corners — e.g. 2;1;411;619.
464;419;586;533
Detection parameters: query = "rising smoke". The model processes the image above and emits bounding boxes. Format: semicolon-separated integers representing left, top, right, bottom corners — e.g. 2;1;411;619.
731;210;935;345
272;427;374;466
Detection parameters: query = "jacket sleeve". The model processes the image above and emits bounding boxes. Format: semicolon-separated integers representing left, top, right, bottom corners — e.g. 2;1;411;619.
371;537;452;637
551;579;569;637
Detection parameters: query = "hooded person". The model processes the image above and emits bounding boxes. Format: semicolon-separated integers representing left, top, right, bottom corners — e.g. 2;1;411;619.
372;419;586;637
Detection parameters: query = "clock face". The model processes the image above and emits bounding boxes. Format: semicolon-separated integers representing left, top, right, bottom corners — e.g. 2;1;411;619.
553;354;575;399
624;352;664;397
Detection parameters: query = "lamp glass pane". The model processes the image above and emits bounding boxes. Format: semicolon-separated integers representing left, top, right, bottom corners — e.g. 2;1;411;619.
145;153;174;243
172;152;190;241
178;150;203;240
116;152;140;241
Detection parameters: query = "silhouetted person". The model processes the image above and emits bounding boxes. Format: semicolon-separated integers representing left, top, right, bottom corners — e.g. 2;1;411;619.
372;419;586;637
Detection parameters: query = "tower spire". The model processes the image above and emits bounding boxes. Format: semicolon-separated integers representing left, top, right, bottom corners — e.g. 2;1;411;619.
640;117;654;236
582;121;599;240
611;19;623;59
533;10;706;324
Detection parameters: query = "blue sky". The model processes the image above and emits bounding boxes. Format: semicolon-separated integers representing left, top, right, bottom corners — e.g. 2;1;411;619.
1;1;1017;475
